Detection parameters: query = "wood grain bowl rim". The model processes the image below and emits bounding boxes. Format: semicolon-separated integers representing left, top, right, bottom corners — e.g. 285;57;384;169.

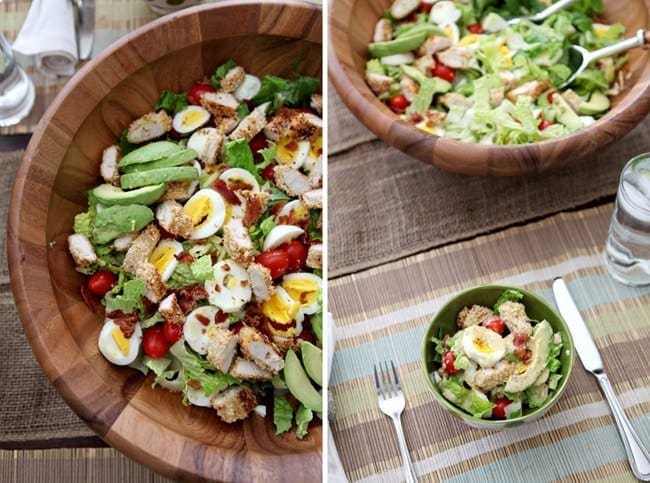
328;0;650;176
7;1;322;481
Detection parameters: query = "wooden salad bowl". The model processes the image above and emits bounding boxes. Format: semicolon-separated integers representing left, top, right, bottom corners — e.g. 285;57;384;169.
7;1;322;481
329;0;650;176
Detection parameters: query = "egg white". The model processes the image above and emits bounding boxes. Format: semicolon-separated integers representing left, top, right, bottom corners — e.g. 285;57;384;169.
462;325;506;368
282;272;322;315
263;224;304;251
149;239;183;281
276;138;310;170
233;74;262;101
186;385;218;407
172;105;210;134
183;188;227;239
276;200;310;223
184;305;223;355
98;319;142;366
430;1;461;25
205;260;252;313
219;167;260;193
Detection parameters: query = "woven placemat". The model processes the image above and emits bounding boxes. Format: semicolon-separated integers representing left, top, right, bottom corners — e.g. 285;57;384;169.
328;90;650;278
328;204;650;482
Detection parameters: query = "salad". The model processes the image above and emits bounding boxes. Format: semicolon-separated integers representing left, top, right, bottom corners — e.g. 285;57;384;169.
67;60;323;438
429;289;565;420
365;0;628;144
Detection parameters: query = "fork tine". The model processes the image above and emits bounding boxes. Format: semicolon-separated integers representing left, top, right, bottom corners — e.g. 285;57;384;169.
382;361;393;397
373;364;381;396
390;360;402;391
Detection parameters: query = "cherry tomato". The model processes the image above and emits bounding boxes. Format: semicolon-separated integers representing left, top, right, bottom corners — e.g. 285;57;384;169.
538;119;554;131
143;326;171;359
432;63;456;82
162;321;183;343
389;94;410;114
419;1;433;12
281;240;308;272
261;164;276;182
442;350;458;375
546;91;556;104
249;132;268;154
492;397;511;420
87;270;117;296
483;315;506;335
187;84;215;105
467;23;484;34
256;249;290;279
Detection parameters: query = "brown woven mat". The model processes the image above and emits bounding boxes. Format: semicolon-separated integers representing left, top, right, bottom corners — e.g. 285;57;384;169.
328;89;650;278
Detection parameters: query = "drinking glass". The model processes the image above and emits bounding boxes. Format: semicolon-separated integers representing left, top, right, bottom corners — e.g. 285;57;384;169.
144;0;204;15
0;33;35;127
604;153;650;286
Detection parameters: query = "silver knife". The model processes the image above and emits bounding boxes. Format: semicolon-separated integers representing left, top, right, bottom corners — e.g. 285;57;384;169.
73;0;95;61
552;277;650;481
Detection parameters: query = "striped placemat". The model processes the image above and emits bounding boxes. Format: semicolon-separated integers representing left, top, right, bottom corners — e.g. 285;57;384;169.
328;204;650;482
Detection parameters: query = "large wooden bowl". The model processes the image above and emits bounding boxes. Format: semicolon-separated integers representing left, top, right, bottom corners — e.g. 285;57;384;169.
329;0;650;176
7;1;322;481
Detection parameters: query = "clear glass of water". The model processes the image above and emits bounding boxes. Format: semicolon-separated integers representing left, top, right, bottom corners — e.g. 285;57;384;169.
604;153;650;286
0;32;35;127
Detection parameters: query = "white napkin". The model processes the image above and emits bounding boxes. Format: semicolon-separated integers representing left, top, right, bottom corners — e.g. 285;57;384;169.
12;0;77;78
327;313;350;483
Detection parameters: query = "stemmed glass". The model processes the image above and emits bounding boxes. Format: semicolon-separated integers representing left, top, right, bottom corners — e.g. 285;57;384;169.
0;32;34;127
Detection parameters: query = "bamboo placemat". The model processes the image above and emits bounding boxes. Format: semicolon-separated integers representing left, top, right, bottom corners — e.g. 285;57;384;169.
328;204;650;482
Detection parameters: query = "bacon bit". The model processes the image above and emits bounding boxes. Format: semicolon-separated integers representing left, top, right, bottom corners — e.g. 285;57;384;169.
513;345;527;359
215;310;228;324
80;284;100;313
158;225;176;239
284;140;298;152
222;263;230;272
513;333;529;346
297;315;316;344
299;292;309;304
196;314;211;326
243;310;275;339
409;112;424;123
522;350;533;364
187;379;201;390
268;318;297;332
213;284;221;293
241;280;249;287
142;296;158;317
106;310;139;338
177;285;209;314
230;322;244;334
229;181;254;192
175;251;195;264
212;179;241;205
242;194;266;227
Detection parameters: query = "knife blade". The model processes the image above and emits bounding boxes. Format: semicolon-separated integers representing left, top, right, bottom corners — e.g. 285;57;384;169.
552;276;650;481
74;0;95;61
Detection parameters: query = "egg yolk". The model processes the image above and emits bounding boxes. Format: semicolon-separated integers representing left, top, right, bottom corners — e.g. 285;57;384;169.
276;137;300;165
309;137;322;159
472;336;491;354
262;292;300;325
111;327;130;356
181;108;207;128
185;196;212;226
150;245;177;276
282;278;319;308
459;34;480;47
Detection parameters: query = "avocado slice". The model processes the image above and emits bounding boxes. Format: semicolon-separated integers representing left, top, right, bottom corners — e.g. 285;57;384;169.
120;166;199;190
284;349;322;412
578;91;610;116
300;341;323;387
118;141;181;168
122;148;198;173
92;204;154;244
504;320;553;394
93;183;166;206
552;94;583;131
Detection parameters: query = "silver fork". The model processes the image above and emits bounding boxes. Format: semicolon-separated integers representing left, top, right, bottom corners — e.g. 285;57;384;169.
374;361;418;483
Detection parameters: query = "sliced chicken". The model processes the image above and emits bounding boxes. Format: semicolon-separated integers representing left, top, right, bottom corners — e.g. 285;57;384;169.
390;0;419;19
238;326;284;374
68;234;97;268
289;112;323;141
373;18;393;42
156;200;193;239
413;55;436;75
135;261;167;302
417;36;452;56
306;243;323;270
211;385;257;423
506;80;550;102
275;165;312;197
400;77;420;102
456;304;493;329
439;92;472;108
113;233;136;252
229;103;267;141
247;262;274;302
126;111;172;144
159;180;198;202
499;71;518;91
200;91;240;118
187;128;224;165
437;47;472;70
498;301;533;336
122;224;160;274
490;87;505;107
229;357;273;381
300;188;322;209
366;73;393;96
206;326;238;374
220;66;246;93
308;157;323;188
310;94;323;115
100;145;120;186
159;293;184;324
223;218;255;266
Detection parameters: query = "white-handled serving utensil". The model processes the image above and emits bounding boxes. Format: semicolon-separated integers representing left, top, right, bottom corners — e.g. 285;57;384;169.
506;0;579;26
552;277;650;481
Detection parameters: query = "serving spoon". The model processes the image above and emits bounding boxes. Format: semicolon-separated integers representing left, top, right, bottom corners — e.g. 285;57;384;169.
506;0;579;26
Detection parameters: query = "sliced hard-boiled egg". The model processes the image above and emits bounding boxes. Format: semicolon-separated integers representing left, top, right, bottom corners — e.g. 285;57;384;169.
415;120;444;136
282;272;322;315
188;127;222;165
263;224;304;251
461;325;506;368
429;1;461;25
440;22;460;45
186;385;218;407
205;260;252;313
593;23;611;38
233;74;262;101
219;167;260;193
303;136;323;173
98;319;142;366
275;137;310;169
262;286;301;336
172;105;210;134
184;305;223;355
149;239;183;281
183;188;226;239
276;199;310;223
458;33;482;48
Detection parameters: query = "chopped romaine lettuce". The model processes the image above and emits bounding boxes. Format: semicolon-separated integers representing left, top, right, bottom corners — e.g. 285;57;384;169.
104;278;146;314
190;255;214;282
439;376;469;404
273;395;294;434
295;404;314;439
210;59;239;90
155;90;188;114
494;289;524;314
223;139;262;183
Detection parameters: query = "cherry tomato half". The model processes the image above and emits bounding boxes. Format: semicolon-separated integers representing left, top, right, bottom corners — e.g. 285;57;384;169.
187;84;215;105
442;350;458;375
432;63;456;82
249;132;268;154
483;315;506;335
546;91;556;104
467;23;484;34
492;397;511;420
162;321;183;343
281;240;308;272
143;326;171;359
261;164;276;182
419;1;433;13
87;270;117;296
538;119;554;131
389;94;410;114
256;249;290;279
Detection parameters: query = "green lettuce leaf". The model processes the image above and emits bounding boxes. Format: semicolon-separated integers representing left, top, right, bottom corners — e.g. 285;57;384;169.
249;215;276;251
104;278;146;314
155;90;188;114
464;390;495;418
295;404;314;439
251;74;319;112
167;263;200;290
273;395;294;435
169;341;239;396
190;255;214;282
257;143;278;169
210;59;238;90
223;139;262;183
494;288;524;314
